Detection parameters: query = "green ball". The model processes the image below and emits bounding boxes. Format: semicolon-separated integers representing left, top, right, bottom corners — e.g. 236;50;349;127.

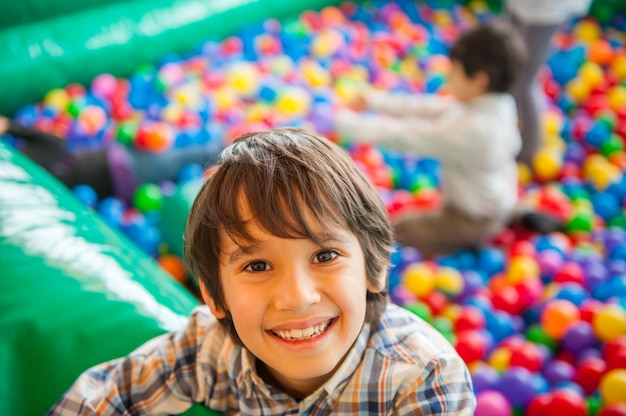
404;302;432;322
116;121;137;147
133;183;164;213
566;211;594;233
526;324;558;352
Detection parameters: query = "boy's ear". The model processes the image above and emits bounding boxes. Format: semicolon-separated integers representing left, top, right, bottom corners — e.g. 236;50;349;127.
198;280;227;319
475;70;489;92
368;266;388;293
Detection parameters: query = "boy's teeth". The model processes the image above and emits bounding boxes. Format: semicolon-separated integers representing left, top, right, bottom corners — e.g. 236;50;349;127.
272;321;330;341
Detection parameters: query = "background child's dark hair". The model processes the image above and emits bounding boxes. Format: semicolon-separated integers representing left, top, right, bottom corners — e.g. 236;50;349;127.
449;21;527;93
184;127;394;345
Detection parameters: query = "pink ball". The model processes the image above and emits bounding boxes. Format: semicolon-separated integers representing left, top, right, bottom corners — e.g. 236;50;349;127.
475;390;512;416
91;73;119;100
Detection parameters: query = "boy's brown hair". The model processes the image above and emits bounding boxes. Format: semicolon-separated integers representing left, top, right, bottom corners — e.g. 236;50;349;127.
449;21;527;93
184;127;394;345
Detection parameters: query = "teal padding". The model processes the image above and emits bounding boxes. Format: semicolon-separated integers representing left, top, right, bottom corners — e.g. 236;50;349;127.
0;0;342;117
0;142;206;415
0;0;124;29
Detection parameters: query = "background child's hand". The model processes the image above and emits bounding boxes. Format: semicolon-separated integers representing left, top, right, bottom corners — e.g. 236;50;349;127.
345;94;368;112
0;116;9;135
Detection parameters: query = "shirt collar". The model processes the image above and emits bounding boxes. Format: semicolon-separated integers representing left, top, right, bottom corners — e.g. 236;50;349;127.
237;322;372;403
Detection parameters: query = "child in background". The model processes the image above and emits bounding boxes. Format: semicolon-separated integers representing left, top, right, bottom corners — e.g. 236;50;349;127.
505;0;593;164
0;115;223;203
335;22;527;258
48;127;475;415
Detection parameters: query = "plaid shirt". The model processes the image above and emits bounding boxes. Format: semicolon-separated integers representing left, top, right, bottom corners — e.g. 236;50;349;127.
48;303;475;415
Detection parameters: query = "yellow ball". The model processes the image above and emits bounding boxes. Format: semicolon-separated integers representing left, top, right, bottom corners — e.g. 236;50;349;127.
301;61;331;87
517;162;532;186
43;88;71;111
574;19;602;43
226;62;261;98
599;369;626;405
579;61;605;89
403;262;436;298
507;255;540;284
276;87;311;118
543;110;563;137
608;85;626;111
488;347;511;372
593;304;626;342
436;267;464;296
565;77;591;103
532;149;563;182
611;55;626;80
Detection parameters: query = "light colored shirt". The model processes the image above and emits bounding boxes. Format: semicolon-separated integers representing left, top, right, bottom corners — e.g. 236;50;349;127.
47;303;475;415
506;0;592;25
335;90;521;221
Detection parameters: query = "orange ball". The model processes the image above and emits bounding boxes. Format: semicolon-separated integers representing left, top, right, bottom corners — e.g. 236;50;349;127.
158;254;188;285
541;299;581;340
588;39;614;66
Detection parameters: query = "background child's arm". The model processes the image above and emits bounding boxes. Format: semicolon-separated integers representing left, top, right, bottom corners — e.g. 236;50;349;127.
362;88;450;118
334;104;476;163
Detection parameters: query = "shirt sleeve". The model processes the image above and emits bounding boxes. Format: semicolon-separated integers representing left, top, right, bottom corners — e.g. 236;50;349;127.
334;105;477;163
47;311;212;416
393;353;476;416
365;89;450;118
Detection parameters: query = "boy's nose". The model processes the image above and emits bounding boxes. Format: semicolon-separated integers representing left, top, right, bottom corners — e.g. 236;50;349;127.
273;270;321;312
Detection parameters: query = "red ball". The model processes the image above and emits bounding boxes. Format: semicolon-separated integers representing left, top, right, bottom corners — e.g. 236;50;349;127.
455;330;488;364
574;356;607;395
510;342;544;372
491;285;523;315
554;262;585;285
599;404;626;416
525;393;551;416
455;306;486;332
545;389;586;416
422;290;447;316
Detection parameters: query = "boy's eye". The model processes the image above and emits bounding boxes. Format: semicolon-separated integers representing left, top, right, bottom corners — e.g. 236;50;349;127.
314;250;337;264
244;261;270;272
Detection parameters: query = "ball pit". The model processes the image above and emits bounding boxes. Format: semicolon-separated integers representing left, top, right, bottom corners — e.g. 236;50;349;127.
3;0;626;414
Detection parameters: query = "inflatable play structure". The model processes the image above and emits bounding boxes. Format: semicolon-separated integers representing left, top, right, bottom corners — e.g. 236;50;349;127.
3;0;626;415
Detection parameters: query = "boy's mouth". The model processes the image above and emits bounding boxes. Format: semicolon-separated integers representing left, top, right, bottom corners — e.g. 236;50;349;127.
270;318;335;341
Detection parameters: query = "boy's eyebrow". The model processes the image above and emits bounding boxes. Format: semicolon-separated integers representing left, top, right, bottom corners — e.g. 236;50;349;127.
226;231;353;264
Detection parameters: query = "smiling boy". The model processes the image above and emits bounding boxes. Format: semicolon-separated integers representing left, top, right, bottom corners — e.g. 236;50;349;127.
48;128;475;415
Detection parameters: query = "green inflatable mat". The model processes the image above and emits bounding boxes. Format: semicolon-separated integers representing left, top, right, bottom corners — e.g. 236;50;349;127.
0;143;218;415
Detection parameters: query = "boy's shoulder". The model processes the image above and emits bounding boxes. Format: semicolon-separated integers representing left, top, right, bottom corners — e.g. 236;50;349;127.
367;303;459;367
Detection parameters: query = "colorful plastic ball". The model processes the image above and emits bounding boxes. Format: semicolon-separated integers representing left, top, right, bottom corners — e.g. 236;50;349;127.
97;197;125;229
72;184;99;208
225;62;261;98
543;359;576;386
436;266;464;297
135;121;175;153
562;321;599;354
176;163;205;184
455;306;486;332
496;366;536;407
158;254;188;285
588;38;614;66
124;222;161;257
133;183;164;213
533;149;563;182
574;356;607;395
545;388;587;416
509;341;544;372
91;73;119;100
403;301;432;322
455;329;488;365
593;304;626;342
600;369;626;405
403;262;436;298
599;404;626;416
471;364;500;394
541;299;581;340
474;390;512;416
77;105;108;136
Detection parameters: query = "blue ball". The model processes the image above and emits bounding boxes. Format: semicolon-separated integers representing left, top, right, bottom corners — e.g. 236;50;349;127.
72;184;99;208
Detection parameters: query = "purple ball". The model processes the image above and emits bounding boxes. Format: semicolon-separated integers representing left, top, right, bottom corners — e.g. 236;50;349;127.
542;359;576;386
472;366;500;394
562;321;599;355
498;367;536;407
